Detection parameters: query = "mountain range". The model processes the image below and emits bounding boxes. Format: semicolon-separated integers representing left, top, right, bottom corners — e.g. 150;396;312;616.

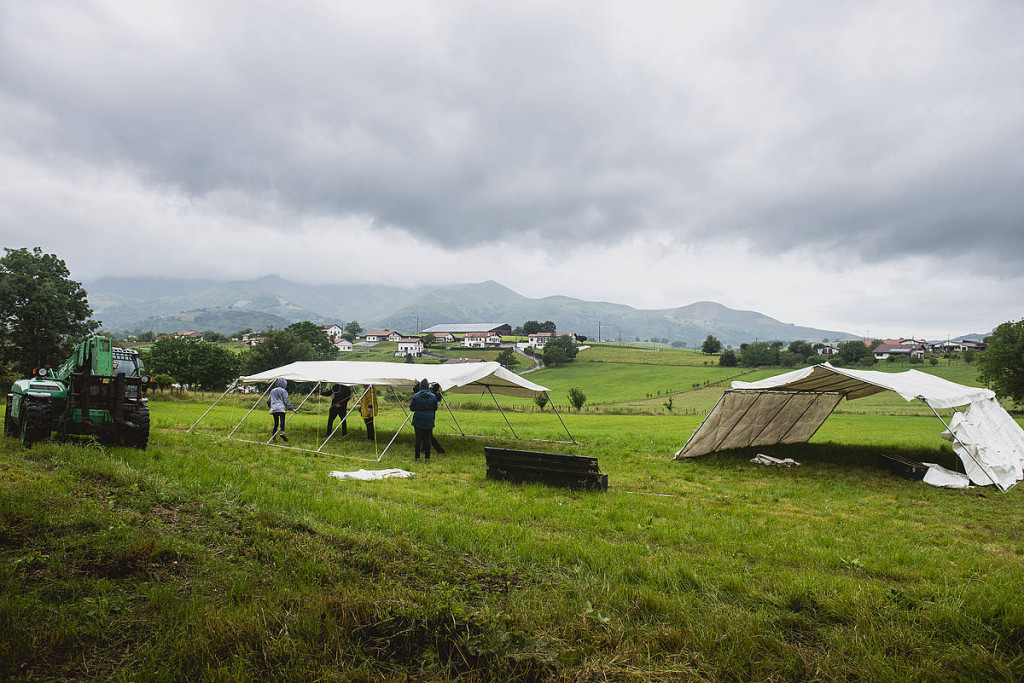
86;276;860;348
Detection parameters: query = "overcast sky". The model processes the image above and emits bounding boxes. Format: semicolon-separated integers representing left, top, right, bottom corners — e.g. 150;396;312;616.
1;1;1021;339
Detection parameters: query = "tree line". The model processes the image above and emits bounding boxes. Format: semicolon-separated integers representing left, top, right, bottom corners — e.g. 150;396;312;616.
3;247;1023;409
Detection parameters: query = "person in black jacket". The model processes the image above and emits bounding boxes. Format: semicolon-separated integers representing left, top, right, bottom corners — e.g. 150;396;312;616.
409;378;438;461
322;383;352;435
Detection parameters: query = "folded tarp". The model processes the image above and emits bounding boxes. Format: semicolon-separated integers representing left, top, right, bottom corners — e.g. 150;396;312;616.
240;360;549;399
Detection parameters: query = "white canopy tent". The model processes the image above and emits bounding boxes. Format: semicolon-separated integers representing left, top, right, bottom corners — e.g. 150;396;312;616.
675;363;1024;491
189;361;573;460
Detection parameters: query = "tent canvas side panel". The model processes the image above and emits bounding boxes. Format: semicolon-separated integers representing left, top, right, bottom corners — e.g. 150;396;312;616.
676;391;841;459
674;392;759;458
750;392;843;448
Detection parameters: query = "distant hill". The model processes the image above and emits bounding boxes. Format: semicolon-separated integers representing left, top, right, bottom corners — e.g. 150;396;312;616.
85;276;857;345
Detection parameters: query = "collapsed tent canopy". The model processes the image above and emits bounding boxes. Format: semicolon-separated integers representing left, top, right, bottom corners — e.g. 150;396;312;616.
240;360;548;399
675;363;1024;491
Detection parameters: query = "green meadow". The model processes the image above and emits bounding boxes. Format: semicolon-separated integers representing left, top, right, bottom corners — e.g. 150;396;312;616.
3;347;1023;681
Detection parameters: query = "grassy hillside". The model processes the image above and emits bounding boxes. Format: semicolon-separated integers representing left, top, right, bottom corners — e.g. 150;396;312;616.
3;349;1022;681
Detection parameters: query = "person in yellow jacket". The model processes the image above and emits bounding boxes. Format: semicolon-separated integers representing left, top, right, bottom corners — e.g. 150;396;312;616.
359;386;378;441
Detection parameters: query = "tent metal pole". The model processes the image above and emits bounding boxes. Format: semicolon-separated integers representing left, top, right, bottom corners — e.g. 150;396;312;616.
316;386;367;453
378;410;414;461
269;381;321;443
923;399;1004;491
233;437;383;463
388;386;410;417
227;383;274;439
545;391;576;444
440;392;465;436
487;386;518;440
187;384;234;433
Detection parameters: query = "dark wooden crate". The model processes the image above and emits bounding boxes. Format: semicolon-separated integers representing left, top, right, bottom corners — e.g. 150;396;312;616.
879;452;928;480
484;446;608;491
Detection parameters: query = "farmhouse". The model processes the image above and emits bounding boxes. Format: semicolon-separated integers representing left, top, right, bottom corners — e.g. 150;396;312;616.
335;339;353;352
322;324;344;341
528;332;579;348
395;337;425;357
463;332;503;348
364;330;402;342
873;343;925;361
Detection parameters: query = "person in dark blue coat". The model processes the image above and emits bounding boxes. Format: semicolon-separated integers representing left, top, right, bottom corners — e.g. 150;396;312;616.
409;378;438;461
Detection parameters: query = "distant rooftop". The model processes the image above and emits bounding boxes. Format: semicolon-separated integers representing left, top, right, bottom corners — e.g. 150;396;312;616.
422;323;510;334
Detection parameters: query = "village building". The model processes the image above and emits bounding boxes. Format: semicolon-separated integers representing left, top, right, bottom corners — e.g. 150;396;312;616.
395;337;425;357
322;323;344;341
528;332;580;348
463;332;503;348
335;338;354;352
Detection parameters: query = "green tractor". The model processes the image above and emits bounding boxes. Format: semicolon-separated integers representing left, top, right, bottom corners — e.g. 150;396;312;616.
4;336;151;448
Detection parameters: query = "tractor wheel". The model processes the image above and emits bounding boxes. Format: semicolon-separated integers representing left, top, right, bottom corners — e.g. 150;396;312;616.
124;406;150;449
4;395;14;438
20;399;51;447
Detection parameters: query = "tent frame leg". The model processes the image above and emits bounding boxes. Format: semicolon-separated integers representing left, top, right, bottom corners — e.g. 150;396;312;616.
441;392;466;436
923;399;1004;491
316;386;368;453
546;392;576;444
488;386;518;440
378;410;414;461
187;385;234;433
227;383;274;439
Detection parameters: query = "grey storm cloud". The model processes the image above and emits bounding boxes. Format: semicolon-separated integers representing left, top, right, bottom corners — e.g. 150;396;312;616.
1;1;1022;268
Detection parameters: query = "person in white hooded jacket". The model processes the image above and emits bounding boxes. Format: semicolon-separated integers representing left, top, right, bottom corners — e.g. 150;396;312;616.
267;378;296;441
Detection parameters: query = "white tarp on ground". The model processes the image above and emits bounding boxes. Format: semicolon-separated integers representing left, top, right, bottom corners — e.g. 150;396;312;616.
329;468;413;481
240;360;549;399
675;362;1024;490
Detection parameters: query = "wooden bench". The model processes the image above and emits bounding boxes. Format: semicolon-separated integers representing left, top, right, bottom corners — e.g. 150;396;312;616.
484;446;608;491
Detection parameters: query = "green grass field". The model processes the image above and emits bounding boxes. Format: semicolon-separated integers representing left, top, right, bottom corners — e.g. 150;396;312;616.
3;350;1023;681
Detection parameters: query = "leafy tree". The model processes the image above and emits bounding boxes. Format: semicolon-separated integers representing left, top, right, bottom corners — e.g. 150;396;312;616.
719;349;738;367
146;337;239;390
241;329;316;374
202;330;227;343
150;373;176;393
286;321;335;358
522;320;541;335
137;330;156;343
496;348;520;371
739;342;779;367
0;247;98;373
534;395;548;411
701;335;722;354
540;321;557;333
787;340;813;361
978;319;1024;408
344;321;363;339
568;387;587;411
542;335;578;366
838;340;872;365
422;333;436;347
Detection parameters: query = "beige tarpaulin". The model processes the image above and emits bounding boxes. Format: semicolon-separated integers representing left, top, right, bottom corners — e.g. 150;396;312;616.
675;363;1024;491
